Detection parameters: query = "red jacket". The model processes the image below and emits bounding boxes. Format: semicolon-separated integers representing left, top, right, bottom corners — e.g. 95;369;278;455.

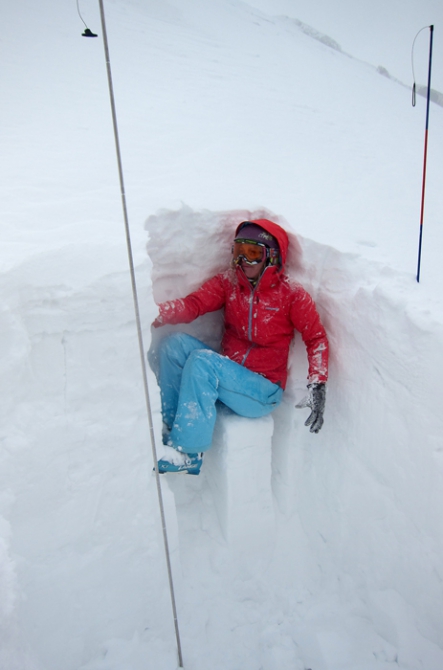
156;219;328;389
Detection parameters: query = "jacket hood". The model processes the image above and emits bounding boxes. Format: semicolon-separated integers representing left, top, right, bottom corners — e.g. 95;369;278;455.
235;218;289;267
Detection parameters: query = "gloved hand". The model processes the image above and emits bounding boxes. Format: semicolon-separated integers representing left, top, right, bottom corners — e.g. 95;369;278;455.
296;382;326;433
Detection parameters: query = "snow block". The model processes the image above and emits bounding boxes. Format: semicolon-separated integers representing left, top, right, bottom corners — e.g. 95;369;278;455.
205;409;275;555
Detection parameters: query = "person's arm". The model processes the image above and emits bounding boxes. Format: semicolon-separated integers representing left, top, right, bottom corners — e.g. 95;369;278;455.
153;274;226;327
290;286;328;382
290;286;329;433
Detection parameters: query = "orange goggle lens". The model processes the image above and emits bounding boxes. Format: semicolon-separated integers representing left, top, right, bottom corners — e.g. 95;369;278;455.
233;241;266;263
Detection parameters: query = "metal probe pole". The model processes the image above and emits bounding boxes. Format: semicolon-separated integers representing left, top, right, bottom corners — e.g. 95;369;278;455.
97;1;184;665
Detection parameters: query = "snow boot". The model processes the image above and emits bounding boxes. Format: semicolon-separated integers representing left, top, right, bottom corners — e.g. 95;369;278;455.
156;446;203;475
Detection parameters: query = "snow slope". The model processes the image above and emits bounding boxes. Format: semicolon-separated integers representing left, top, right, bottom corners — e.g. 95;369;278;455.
1;0;443;668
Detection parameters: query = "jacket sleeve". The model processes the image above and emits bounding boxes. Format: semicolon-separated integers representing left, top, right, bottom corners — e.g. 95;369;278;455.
156;274;227;325
290;287;329;383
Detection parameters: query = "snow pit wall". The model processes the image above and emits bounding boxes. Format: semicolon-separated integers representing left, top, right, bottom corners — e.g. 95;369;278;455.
146;206;443;655
0;205;442;668
279;235;443;657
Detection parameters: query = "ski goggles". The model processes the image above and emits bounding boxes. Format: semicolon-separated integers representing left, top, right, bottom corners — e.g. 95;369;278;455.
232;239;266;264
232;239;280;266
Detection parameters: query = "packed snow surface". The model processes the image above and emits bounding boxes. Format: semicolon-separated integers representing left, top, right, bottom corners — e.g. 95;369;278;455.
1;0;443;669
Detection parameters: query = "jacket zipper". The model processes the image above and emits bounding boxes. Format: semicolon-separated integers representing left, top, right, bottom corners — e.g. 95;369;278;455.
248;285;256;341
242;283;259;365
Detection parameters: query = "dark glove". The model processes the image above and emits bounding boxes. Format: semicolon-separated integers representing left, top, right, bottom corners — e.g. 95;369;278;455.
296;382;326;433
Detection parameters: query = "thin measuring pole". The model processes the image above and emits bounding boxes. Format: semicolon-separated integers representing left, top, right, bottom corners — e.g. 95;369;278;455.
416;24;434;283
96;1;184;666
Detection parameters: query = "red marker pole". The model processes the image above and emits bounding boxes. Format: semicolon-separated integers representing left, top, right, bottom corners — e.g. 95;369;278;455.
416;25;434;283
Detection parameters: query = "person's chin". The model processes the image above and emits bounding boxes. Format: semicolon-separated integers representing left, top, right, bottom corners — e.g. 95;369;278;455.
241;265;260;280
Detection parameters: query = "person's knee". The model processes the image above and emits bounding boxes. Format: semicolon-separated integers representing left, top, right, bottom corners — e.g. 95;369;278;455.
185;349;219;377
188;348;215;363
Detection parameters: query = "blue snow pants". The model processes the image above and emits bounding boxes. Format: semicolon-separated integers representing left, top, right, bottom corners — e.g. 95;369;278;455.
158;333;283;453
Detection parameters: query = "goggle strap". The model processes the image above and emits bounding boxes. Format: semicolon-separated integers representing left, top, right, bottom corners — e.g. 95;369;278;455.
234;237;266;247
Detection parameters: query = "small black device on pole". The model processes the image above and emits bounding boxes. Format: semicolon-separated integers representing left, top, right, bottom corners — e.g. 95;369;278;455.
413;25;434;283
76;0;97;36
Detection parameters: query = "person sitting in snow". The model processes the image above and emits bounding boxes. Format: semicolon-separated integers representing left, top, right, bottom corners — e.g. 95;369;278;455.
151;219;329;475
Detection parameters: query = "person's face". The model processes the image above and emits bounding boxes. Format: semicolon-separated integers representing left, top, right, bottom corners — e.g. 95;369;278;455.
233;240;267;280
